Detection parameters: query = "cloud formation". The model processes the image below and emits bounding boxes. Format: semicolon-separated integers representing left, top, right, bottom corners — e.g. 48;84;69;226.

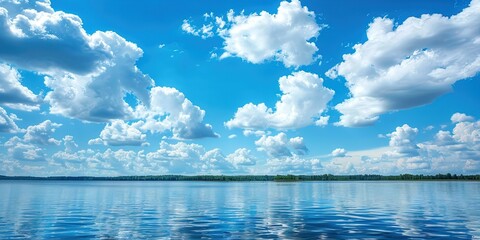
89;120;146;146
264;155;323;175
255;132;308;158
4;120;61;162
388;124;419;157
331;148;347;157
0;0;109;74
135;87;218;139
0;106;19;133
226;71;334;130
0;64;40;111
44;31;153;122
327;0;480;127
0;0;217;140
183;0;323;67
451;112;475;123
226;148;256;166
325;113;480;174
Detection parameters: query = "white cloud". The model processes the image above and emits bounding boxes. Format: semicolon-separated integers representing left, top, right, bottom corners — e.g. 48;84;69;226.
264;155;323;174
0;63;40;111
255;133;291;157
0;0;110;74
424;125;434;131
184;0;323;67
255;132;308;157
181;20;214;39
134;87;218;139
0;1;216;138
452;120;480;143
90;120;146;146
23;120;62;145
9;114;480;175
328;1;480;127
451;112;474;123
388;124;419;157
320;113;480;174
315;116;329;127
62;135;78;153
4;136;44;161
51;148;147;176
0;0;154;121
243;129;268;137
47;141;258;176
145;141;242;174
3;120;61;162
331;148;347;157
201;149;235;173
226;148;256;166
226;71;334;130
87;138;103;146
0;106;19;133
228;134;237;139
44;31;153;122
289;136;308;155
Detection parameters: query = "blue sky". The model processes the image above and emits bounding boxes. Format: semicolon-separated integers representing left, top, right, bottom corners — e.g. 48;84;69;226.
0;0;479;176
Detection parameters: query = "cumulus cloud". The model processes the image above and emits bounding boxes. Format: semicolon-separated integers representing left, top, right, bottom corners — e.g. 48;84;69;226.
44;31;153;122
452;120;480;143
181;19;214;39
3;120;61;161
9;114;480;175
321;113;480;174
51;148;147;176
0;106;19;133
145;141;244;174
388;124;419;157
47;141;259;176
23;120;62;145
62;135;78;153
0;63;40;111
134;87;218;139
289;136;309;155
255;132;308;157
0;0;153;121
184;0;323;67
201;149;236;173
0;0;217;139
226;148;256;166
331;148;347;157
315;116;329;127
4;136;44;161
0;0;110;74
264;155;323;174
89;120;146;146
243;129;268;137
451;112;474;123
328;0;480;127
226;71;334;130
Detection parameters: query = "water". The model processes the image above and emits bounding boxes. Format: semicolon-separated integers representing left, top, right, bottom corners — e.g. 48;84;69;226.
0;181;479;239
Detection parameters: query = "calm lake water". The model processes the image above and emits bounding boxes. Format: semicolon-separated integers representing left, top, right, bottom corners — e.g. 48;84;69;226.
0;181;479;239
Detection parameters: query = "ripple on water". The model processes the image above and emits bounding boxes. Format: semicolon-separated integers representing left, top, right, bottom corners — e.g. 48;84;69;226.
0;181;479;239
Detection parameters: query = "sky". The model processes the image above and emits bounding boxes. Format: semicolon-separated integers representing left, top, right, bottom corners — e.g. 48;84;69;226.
0;0;479;176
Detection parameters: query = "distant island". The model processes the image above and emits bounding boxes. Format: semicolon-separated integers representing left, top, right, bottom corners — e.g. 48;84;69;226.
1;174;479;181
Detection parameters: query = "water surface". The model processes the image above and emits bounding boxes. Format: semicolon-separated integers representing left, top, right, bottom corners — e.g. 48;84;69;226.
0;181;479;239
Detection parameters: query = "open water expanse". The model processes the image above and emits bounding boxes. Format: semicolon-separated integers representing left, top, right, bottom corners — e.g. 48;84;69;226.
0;180;479;239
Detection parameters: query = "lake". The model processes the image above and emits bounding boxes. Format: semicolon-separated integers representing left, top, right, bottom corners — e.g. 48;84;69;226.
0;181;479;239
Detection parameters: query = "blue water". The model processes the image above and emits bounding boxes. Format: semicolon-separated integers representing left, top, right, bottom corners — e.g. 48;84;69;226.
0;181;479;239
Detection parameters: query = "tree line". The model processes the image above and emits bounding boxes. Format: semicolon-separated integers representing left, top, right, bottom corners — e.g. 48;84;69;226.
1;174;479;181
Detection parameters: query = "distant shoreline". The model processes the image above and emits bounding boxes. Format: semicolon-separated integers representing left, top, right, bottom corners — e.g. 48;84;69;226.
1;174;479;182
